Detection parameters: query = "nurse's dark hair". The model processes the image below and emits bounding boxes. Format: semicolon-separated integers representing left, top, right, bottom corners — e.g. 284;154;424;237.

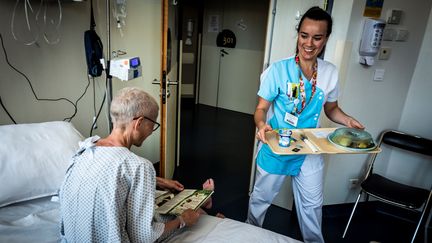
297;6;333;37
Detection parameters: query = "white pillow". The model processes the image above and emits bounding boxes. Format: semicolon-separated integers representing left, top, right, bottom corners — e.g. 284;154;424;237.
0;121;84;207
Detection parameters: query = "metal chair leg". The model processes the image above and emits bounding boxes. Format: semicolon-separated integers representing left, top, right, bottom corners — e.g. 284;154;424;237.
411;191;432;243
342;192;362;238
423;208;432;243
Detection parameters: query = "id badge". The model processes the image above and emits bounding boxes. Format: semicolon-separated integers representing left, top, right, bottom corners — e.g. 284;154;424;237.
284;112;298;127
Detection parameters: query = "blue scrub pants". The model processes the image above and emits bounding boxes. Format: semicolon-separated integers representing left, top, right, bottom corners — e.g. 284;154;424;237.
246;155;325;243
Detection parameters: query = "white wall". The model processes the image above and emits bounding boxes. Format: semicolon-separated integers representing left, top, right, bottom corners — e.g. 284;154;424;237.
323;0;432;204
387;8;432;189
0;0;162;162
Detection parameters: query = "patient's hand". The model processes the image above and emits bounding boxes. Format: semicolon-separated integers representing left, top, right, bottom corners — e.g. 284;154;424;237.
181;209;200;226
156;177;184;192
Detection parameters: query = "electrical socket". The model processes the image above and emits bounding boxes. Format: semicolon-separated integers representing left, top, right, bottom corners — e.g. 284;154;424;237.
349;178;359;189
92;116;98;130
378;47;391;60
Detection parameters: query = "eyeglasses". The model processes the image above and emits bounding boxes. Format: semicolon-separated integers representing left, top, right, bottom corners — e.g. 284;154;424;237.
133;116;160;131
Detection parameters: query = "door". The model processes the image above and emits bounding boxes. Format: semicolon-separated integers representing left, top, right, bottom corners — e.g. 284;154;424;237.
198;0;269;115
159;0;181;179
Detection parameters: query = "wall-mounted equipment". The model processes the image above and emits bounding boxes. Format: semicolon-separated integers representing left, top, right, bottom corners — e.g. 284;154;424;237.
359;18;386;66
386;9;403;25
185;19;194;46
110;57;142;81
84;0;104;77
395;29;409;41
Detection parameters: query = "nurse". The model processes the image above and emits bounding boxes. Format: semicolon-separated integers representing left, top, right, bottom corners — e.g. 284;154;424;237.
246;6;364;243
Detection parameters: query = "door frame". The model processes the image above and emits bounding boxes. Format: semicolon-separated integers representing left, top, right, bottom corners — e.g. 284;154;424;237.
160;0;182;178
159;0;168;178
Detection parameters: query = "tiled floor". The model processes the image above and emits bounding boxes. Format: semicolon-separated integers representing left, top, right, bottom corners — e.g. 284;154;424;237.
174;99;431;243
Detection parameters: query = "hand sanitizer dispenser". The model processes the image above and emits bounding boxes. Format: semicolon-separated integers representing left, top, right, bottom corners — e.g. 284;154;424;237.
359;18;386;66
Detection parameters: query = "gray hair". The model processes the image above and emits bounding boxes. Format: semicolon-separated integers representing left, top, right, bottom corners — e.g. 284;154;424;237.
110;87;159;128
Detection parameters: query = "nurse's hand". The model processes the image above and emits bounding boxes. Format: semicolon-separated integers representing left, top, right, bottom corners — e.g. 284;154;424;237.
256;124;273;143
346;117;365;130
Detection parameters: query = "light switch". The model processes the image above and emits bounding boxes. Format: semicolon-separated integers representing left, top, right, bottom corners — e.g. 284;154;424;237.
382;28;396;41
373;69;385;81
378;47;391;60
395;29;409;41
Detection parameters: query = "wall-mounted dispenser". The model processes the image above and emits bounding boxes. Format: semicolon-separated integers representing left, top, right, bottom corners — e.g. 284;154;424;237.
185;19;194;46
359;18;386;66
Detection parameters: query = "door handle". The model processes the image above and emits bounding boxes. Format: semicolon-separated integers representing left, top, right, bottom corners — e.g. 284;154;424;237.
221;49;229;56
153;79;178;86
167;80;178;86
153;78;177;99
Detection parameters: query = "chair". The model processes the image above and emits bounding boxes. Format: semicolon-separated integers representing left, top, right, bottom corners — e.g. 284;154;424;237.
342;130;432;243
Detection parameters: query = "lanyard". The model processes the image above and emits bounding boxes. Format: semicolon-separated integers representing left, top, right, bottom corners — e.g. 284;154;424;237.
291;56;317;115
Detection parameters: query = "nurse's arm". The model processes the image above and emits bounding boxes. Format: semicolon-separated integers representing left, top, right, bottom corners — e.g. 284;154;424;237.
255;97;273;143
324;101;365;129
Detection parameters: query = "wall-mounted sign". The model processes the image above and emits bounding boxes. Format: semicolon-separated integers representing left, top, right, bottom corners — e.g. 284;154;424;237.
363;0;384;18
208;15;220;33
216;29;236;48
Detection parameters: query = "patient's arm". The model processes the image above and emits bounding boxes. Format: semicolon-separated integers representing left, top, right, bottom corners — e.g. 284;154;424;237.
156;177;184;192
163;209;200;233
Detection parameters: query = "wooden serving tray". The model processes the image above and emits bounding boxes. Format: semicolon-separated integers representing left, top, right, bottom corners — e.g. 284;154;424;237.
265;128;381;155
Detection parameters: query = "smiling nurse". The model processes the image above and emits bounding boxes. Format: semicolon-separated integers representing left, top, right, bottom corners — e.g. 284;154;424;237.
246;6;364;243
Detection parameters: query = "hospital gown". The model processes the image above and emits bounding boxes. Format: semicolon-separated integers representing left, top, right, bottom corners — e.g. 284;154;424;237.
59;136;173;242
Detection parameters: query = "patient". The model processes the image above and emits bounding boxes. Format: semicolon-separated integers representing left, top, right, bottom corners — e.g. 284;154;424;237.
59;87;215;242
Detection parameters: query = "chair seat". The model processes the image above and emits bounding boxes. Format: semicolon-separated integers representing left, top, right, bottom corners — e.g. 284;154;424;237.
361;173;429;209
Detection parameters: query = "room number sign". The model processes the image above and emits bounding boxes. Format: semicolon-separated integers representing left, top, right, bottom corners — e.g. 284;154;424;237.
216;29;236;48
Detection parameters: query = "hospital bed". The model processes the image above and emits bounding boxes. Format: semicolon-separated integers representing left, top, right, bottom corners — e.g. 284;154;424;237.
0;121;300;243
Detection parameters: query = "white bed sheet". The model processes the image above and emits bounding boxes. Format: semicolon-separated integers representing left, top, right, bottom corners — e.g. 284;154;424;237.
168;215;301;243
0;197;301;243
0;197;60;243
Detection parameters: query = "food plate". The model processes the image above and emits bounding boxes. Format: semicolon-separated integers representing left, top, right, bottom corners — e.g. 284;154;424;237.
327;135;377;151
327;128;377;152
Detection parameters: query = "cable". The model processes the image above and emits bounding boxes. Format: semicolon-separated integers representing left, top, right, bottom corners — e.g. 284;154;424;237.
92;77;97;116
11;0;39;45
90;78;107;137
0;32;90;123
11;0;63;45
36;0;63;45
0;96;17;124
64;75;91;122
0;32;77;121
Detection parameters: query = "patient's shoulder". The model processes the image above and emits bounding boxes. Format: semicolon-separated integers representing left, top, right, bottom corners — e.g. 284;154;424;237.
122;151;155;173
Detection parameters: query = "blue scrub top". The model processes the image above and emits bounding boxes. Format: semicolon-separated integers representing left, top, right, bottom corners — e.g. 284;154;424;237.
256;57;329;175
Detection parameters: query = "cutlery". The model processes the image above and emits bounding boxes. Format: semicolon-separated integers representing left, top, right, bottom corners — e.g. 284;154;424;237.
300;134;319;153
